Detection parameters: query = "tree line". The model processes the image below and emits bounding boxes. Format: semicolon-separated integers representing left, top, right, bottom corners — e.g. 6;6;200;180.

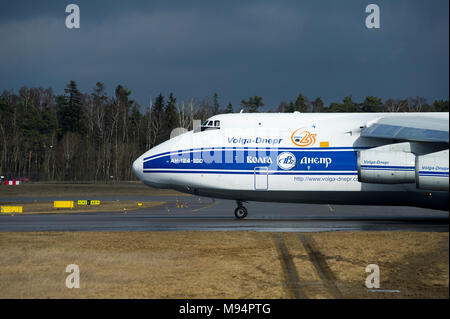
0;80;448;181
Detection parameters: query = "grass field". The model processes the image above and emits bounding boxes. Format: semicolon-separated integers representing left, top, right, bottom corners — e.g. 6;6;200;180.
0;182;186;197
0;231;447;299
0;183;447;299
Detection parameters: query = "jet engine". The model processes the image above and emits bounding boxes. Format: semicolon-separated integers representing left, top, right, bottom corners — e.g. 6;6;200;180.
357;145;449;191
357;150;415;184
415;150;449;191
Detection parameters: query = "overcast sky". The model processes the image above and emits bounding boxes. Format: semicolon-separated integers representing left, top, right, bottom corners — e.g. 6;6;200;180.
0;0;448;110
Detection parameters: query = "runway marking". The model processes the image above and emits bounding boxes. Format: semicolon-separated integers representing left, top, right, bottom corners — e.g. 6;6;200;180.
297;234;343;299
273;233;307;299
191;200;220;212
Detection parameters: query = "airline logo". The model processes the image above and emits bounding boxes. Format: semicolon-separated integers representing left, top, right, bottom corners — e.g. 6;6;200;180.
277;152;296;170
299;156;332;168
228;137;282;145
291;129;317;147
246;156;273;164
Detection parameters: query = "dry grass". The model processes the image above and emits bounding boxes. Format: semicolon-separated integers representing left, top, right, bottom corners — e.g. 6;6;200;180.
310;232;449;298
282;233;333;299
0;201;165;215
0;232;287;299
0;232;447;299
0;182;186;198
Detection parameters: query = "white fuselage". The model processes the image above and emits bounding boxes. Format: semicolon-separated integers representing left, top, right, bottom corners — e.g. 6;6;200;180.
133;113;449;210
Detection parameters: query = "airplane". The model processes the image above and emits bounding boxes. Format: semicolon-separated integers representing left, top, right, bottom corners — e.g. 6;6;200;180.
132;112;449;219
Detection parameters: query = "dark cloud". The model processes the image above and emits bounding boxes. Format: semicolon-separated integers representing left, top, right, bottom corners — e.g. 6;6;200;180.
0;0;448;109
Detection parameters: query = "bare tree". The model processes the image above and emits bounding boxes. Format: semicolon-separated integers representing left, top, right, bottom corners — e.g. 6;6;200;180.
407;97;427;112
176;99;197;130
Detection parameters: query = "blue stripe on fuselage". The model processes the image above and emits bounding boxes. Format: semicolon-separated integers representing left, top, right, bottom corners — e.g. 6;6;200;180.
143;146;371;162
360;165;415;170
418;171;449;177
143;147;360;172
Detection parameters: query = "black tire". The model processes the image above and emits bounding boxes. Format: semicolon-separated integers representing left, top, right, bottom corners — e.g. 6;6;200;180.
234;206;248;219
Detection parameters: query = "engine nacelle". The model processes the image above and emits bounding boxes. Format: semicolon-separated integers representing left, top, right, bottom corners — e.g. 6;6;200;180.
415;150;449;191
357;150;416;184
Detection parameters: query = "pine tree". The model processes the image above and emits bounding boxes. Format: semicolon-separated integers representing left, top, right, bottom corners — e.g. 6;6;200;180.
213;93;220;114
285;101;295;113
115;85;133;107
342;95;360;112
433;100;449;112
154;93;165;117
360;96;383;112
311;97;324;112
223;102;234;113
150;93;166;146
241;96;264;113
294;93;308;112
165;93;179;139
57;80;84;136
93;82;107;104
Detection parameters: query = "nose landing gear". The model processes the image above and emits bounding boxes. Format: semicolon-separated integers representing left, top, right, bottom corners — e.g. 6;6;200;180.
234;201;248;219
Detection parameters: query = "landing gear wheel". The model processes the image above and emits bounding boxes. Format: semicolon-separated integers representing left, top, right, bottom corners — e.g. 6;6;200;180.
234;206;248;219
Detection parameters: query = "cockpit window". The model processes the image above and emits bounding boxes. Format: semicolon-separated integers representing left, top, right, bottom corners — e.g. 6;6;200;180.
200;119;220;131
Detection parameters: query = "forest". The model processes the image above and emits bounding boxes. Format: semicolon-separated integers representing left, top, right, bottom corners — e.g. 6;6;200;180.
0;80;448;181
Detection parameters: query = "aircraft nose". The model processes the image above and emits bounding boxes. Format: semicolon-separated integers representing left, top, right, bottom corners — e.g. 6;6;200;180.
132;157;143;179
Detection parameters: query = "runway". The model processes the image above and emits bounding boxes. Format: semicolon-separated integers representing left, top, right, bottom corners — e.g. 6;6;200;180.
0;196;448;232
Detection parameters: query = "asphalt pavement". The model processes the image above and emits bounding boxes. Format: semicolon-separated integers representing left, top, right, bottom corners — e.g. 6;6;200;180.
0;196;448;232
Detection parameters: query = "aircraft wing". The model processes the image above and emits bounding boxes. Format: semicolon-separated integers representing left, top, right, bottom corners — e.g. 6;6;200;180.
361;116;449;143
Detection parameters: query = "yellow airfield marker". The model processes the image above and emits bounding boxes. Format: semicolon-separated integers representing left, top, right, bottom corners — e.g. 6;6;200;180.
54;201;74;209
1;206;23;214
77;200;100;206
